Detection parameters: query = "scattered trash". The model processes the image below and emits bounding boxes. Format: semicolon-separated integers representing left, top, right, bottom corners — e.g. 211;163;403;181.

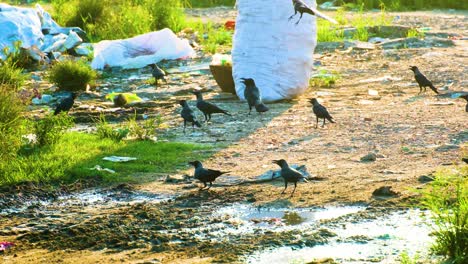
425;101;455;106
90;165;116;174
224;20;236;30
103;156;137;162
368;89;379;96
0;241;14;251
0;3;85;62
359;75;402;84
167;63;210;74
105;93;142;104
91;28;195;70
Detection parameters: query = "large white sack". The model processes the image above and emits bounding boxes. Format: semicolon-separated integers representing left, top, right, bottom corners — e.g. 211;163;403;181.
91;28;195;70
232;0;317;102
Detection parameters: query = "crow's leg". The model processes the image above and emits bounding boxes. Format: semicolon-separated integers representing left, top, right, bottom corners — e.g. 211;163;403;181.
295;12;303;25
155;79;158;87
316;116;319;128
183;120;187;134
192;122;195;132
288;10;297;21
290;182;297;197
248;106;252;115
281;181;288;194
203;113;208;122
322;118;326;128
418;85;423;95
207;182;213;190
208;114;212;122
199;182;208;190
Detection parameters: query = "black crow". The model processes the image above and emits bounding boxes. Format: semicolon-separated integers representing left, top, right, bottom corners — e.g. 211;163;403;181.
113;94;127;107
149;63;167;86
288;0;338;25
459;94;468;112
54;92;78;115
410;66;439;95
309;98;335;128
192;90;231;122
188;160;229;190
179;100;202;133
272;159;308;197
462;157;468;164
240;78;269;115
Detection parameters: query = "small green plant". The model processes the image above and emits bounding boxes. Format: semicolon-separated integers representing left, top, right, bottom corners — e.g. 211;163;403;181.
309;69;341;88
0;84;25;161
127;113;165;141
95;114;129;142
33;113;75;147
420;168;468;263
406;28;425;38
0;47;29;90
47;59;97;91
399;251;420;264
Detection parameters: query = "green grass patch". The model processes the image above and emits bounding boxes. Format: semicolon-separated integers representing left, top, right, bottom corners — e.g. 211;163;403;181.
319;0;468;11
309;68;341;88
420;166;468;263
186;20;233;54
0;132;213;186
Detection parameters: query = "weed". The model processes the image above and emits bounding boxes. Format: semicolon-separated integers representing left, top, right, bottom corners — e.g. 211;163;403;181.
33;113;75;147
95;114;129;142
399;251;420;264
47;59;97;91
0;84;26;161
0;46;29;90
127;113;166;141
420;167;468;263
406;28;425;38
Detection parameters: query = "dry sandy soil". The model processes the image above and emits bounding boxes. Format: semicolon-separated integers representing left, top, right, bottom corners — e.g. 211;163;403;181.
1;9;467;264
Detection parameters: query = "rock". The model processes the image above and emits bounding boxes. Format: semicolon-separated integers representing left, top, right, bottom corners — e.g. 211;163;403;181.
344;40;376;50
74;43;93;56
368;37;389;44
360;153;377;162
434;144;459;152
372;186;398;197
379;37;455;50
64;30;83;50
418;175;434;183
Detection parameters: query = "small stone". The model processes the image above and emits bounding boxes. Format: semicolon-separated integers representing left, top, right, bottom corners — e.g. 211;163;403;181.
364;117;372;122
360;153;377;162
372;186;398;197
418;175;434;183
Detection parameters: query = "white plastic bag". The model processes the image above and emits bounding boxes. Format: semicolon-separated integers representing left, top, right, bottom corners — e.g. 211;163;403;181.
232;0;317;102
91;28;195;70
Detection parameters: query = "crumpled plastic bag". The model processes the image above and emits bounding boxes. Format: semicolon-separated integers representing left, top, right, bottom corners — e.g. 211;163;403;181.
232;0;317;102
91;28;195;70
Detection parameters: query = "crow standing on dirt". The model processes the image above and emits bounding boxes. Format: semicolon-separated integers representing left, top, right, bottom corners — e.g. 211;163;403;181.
188;160;229;190
191;90;231;122
309;98;335;128
459;94;468;112
179;100;202;133
54;92;78;115
410;66;439;95
240;78;269;115
288;0;338;25
272;159;308;197
149;63;167;86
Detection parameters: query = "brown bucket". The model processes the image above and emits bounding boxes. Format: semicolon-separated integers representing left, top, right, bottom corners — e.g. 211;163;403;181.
209;64;236;94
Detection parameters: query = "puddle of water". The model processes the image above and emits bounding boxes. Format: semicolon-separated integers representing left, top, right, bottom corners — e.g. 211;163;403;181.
246;209;433;264
0;189;175;216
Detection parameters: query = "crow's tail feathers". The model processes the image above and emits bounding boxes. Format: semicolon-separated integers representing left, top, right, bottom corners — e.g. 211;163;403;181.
327;117;335;123
429;84;439;94
222;110;232;116
194;121;202;128
255;103;269;113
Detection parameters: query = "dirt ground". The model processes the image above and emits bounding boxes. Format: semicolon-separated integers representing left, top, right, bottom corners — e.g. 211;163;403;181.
1;9;467;264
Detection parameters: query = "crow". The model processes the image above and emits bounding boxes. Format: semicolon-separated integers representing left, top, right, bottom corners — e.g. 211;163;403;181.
188;160;229;190
54;92;78;115
410;66;439;95
459;94;468;112
113;94;127;107
192;90;231;122
149;63;167;86
272;159;308;197
240;78;269;115
309;98;335;128
462;157;468;164
288;0;338;25
179;100;202;133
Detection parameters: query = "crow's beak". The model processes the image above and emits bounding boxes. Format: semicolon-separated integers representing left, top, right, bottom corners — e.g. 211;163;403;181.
272;160;279;164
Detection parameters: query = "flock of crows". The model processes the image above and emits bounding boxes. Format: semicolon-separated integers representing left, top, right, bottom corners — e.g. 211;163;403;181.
50;0;468;196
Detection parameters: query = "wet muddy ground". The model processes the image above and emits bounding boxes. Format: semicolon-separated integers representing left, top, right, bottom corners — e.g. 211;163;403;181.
1;9;467;264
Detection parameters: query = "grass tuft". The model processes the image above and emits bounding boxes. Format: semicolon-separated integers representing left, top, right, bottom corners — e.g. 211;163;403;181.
47;59;97;91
